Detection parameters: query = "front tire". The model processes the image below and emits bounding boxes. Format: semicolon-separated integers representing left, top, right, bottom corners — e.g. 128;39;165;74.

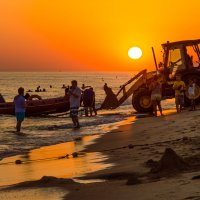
132;89;153;113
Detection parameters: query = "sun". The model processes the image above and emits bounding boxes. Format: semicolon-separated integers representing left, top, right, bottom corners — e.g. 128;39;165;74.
128;47;142;59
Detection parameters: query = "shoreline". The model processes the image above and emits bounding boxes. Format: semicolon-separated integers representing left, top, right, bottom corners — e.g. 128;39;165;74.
0;106;135;161
2;108;200;200
0;115;136;187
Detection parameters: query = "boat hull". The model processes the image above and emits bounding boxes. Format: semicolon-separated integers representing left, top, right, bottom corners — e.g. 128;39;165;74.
0;97;70;116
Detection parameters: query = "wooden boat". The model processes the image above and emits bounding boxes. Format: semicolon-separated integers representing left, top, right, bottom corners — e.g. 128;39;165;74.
0;96;70;116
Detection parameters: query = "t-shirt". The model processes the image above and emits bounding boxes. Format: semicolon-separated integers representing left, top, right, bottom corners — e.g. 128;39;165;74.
69;87;82;108
188;83;195;95
173;81;186;96
151;82;161;96
83;89;94;100
14;95;25;113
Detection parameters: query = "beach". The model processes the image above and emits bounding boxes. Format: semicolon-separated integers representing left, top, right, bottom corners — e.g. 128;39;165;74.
1;108;200;200
2;0;200;198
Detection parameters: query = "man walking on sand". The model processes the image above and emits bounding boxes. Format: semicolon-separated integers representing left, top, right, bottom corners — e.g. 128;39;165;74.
68;80;82;128
14;87;26;133
173;74;186;113
149;76;163;117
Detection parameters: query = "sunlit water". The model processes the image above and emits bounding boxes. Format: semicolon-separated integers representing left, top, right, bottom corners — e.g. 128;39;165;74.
0;72;175;160
0;134;113;187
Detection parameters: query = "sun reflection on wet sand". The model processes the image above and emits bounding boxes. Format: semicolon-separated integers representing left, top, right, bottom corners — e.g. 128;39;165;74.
0;135;112;187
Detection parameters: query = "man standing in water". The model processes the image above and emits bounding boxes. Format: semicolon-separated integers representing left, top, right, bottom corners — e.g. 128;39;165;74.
69;80;82;128
14;87;26;133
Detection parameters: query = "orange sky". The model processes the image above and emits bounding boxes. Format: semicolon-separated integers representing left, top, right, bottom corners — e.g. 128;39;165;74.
1;0;200;71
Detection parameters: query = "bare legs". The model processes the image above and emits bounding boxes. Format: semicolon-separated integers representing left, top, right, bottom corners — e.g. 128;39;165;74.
16;121;22;132
152;100;163;117
72;116;80;128
85;106;97;116
190;99;196;111
176;104;180;113
175;95;184;113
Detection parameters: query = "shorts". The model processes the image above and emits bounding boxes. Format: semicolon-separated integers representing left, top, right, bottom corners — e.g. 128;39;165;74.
188;94;195;100
16;112;25;122
70;107;79;117
175;95;184;105
151;94;161;102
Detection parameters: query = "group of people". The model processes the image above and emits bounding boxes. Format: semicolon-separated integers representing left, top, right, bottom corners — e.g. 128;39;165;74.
150;74;196;117
11;75;197;132
67;80;97;129
13;80;97;132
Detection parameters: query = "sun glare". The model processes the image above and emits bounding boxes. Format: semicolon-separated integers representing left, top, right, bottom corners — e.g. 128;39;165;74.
128;47;142;59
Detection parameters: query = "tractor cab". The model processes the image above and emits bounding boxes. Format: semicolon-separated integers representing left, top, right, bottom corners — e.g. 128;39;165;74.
162;39;200;80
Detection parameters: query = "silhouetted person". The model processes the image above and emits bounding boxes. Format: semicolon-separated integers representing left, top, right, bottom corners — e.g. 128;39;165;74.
68;80;82;128
149;76;163;117
14;87;26;133
173;74;186;112
82;84;91;90
91;88;97;116
0;94;5;103
188;79;196;111
65;86;70;96
24;93;30;100
186;54;193;67
82;87;96;116
103;83;109;94
35;86;40;92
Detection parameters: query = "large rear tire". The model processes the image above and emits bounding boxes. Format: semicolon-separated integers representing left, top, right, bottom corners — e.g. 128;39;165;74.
132;89;153;113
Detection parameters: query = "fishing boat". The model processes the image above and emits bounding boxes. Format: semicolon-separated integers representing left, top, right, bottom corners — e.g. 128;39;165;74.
0;96;70;116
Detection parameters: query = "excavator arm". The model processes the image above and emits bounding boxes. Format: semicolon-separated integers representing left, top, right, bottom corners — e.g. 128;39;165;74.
100;69;152;109
117;69;147;105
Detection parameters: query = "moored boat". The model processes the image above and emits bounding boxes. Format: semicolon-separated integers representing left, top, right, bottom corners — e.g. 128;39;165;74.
0;96;70;116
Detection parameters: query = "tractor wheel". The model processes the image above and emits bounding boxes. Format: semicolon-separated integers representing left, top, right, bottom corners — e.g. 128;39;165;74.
132;89;153;113
183;75;200;106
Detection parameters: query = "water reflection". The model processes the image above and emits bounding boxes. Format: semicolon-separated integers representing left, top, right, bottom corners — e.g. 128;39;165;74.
0;135;112;187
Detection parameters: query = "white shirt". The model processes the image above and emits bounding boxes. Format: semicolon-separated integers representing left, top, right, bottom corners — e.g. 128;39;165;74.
14;95;25;113
188;83;195;95
69;87;82;108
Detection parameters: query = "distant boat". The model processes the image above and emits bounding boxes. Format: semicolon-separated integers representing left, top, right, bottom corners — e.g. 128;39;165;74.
0;96;70;116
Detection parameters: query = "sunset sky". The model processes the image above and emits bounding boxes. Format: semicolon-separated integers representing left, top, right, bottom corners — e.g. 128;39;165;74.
1;0;200;71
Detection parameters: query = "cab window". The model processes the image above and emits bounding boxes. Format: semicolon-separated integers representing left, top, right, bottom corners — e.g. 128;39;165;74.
167;49;184;78
186;45;200;67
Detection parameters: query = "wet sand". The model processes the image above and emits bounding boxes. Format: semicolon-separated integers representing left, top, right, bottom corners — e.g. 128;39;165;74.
66;108;200;200
1;109;200;199
0;135;112;187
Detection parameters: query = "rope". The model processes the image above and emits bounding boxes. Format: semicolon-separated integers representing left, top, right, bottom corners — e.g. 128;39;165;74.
0;152;83;166
0;136;189;166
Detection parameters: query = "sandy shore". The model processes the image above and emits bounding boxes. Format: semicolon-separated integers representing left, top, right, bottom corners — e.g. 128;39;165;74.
1;108;200;200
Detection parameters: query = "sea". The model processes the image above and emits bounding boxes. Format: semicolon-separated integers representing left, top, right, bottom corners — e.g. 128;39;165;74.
0;72;174;160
